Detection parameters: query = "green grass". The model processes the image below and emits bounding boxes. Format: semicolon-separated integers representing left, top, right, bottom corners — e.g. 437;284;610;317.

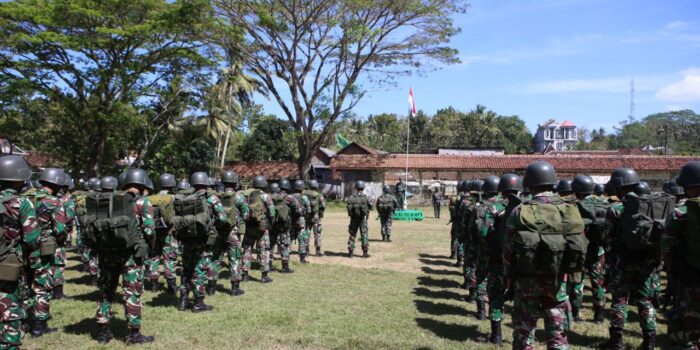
26;209;667;349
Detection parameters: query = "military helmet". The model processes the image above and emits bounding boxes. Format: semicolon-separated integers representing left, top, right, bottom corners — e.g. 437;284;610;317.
469;179;484;192
63;174;75;190
88;177;101;191
678;161;700;189
145;178;155;191
81;181;89;191
39;168;66;187
604;181;616;196
634;181;651;195
32;179;42;188
498;173;522;193
253;175;267;189
117;171;127;188
663;179;684;196
123;169;148;188
270;182;280;193
159;173;176;188
482;175;500;194
308;179;320;189
457;180;469;192
0;155;32;182
593;183;605;195
221;170;239;184
279;178;291;191
522;161;557;189
293;179;305;191
100;176;118;191
572;175;595;195
355;180;366;190
556;179;574;194
177;180;191;191
190;172;209;187
610;168;640;189
383;185;391;194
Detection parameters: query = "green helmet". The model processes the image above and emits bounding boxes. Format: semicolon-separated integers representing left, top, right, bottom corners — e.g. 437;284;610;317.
0;155;32;182
293;179;305;191
593;183;605;195
123;169;148;188
498;173;522;193
221;170;239;184
177;180;191;191
469;179;484;192
270;183;280;193
159;173;176;188
482;175;500;194
145;178;155;191
308;180;319;189
190;172;209;187
100;176;118;191
39;168;66;187
522;161;557;189
458;180;470;192
572;175;595;195
279;178;291;191
253;176;267;189
663;179;684;196
355;180;365;190
117;171;127;188
678;161;700;189
610;168;639;189
556;179;573;194
634;181;651;195
382;185;391;194
63;174;75;190
88;177;102;191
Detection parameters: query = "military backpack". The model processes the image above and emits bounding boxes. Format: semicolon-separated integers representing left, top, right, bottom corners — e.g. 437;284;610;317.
682;198;700;272
576;197;610;244
245;189;268;234
618;193;674;255
172;191;213;240
377;195;396;216
303;190;321;217
148;193;174;241
82;191;141;253
271;193;291;229
0;195;22;282
347;194;368;218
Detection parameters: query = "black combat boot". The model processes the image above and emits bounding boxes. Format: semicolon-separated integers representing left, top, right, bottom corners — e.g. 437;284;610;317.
593;305;605;324
178;289;189;311
386;236;392;242
641;330;656;350
90;274;98;286
362;251;370;258
97;324;114;344
381;235;386;241
52;285;64;300
281;261;294;273
489;320;502;344
464;288;476;303
453;258;462;267
30;319;57;338
241;271;250;282
125;327;155;345
315;247;323;257
206;280;216;296
599;327;624;350
348;249;354;258
449;252;456;259
260;272;273;283
166;278;177;294
572;305;582;322
300;254;309;264
231;281;245;296
192;296;214;313
150;279;160;293
476;301;486;320
82;261;89;273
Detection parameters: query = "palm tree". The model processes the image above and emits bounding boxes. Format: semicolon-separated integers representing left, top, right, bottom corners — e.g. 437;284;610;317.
472;104;502;146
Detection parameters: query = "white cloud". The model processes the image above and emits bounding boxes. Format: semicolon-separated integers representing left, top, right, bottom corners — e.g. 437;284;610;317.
518;75;668;94
655;68;700;102
665;21;689;30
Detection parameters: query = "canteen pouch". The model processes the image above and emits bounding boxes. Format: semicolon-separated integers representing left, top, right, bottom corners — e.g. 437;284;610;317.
0;254;22;282
39;236;58;256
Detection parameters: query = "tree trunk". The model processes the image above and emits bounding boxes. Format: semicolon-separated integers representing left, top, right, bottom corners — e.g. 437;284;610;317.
91;133;107;176
220;126;232;169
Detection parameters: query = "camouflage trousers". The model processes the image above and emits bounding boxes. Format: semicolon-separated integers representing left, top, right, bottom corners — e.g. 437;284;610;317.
51;247;66;288
433;202;440;218
610;269;657;331
146;234;177;284
269;225;291;263
0;281;26;350
462;246;476;289
587;253;606;307
513;282;570;350
179;241;210;298
379;215;393;239
242;230;271;273
566;272;584;313
450;224;459;258
294;217;309;256
308;215;323;249
27;255;54;321
209;229;243;282
348;217;369;252
96;254;144;329
487;274;506;322
668;284;700;350
82;247;99;277
474;254;489;302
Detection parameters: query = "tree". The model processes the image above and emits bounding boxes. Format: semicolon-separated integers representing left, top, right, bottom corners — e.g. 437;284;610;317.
0;0;213;175
237;116;296;161
368;113;402;152
213;0;466;178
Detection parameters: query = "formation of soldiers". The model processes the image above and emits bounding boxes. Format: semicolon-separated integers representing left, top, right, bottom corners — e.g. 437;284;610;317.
445;160;700;350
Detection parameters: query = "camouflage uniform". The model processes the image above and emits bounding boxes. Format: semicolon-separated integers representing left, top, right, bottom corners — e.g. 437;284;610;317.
461;193;479;294
581;195;608;314
242;191;275;275
0;189;41;350
96;194;154;330
290;193;310;258
432;191;442;218
270;192;301;264
396;181;406;210
347;193;372;255
75;191;99;280
505;192;573;350
375;193;399;240
145;190;177;288
476;195;506;322
448;195;461;260
210;190;248;283
57;193;76;290
302;190;326;254
662;199;700;350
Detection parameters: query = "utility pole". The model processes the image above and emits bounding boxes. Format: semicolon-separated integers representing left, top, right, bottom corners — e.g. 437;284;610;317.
629;78;635;122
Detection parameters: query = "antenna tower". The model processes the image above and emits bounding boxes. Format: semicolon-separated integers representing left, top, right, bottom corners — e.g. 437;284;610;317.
629;79;635;121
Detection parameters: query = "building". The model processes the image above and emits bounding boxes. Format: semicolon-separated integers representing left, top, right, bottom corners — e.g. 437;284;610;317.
533;119;577;153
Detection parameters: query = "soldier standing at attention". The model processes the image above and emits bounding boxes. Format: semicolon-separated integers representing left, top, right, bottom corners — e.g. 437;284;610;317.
144;173;177;294
432;188;442;219
303;180;326;257
472;175;501;321
346;181;373;258
290;180;311;264
55;174;76;300
396;178;407;210
376;185;399;242
269;179;299;273
241;176;275;283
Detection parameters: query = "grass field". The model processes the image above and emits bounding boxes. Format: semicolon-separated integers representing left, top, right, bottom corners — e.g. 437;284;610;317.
25;207;668;349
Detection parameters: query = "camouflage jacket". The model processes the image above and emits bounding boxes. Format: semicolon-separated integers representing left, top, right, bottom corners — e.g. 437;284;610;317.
30;188;68;243
606;192;659;269
475;195;506;275
291;193;311;219
221;189;249;226
0;188;41;264
134;194;156;246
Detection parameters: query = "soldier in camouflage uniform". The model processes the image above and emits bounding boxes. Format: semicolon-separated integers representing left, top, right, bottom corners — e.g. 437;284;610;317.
208;170;248;296
270;179;299;273
376;185;399;242
55;174;76;300
557;178;587;324
80;178;101;284
462;179;483;301
303;180;326;256
663;161;700;350
94;169;155;345
290;180;311;264
241;176;275;282
432;188;442;219
471;176;501;322
449;181;469;264
395;178;407;210
144;173;178;294
346;181;373;258
505;161;582;350
0;155;42;350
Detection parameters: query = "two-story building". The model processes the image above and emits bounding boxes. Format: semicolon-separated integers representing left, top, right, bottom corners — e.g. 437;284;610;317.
533;119;578;153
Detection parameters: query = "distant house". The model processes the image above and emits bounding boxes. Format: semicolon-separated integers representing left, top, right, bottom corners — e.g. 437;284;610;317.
431;147;505;156
533;119;577;153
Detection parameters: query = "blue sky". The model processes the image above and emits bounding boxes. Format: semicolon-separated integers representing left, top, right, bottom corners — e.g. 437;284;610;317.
258;0;700;133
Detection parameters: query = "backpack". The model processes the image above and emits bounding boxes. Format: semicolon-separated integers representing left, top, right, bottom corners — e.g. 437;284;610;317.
172;191;212;240
377;195;395;216
577;197;610;244
303;190;321;217
82;192;140;252
618;193;674;254
148;193;174;240
245;189;268;233
0;195;22;282
271;193;291;229
347;195;368;218
682;199;700;271
512;198;587;277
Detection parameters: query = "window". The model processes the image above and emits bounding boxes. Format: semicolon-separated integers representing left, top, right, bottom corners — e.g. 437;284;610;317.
544;129;550;139
556;142;563;150
555;129;563;139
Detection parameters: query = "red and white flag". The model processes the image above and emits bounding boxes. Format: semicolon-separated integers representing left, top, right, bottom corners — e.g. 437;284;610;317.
408;87;417;117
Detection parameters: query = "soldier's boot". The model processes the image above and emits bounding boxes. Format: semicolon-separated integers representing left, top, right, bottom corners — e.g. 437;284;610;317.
593;305;605;324
260;272;273;284
192;296;214;313
641;330;656;350
453;258;462;267
348;249;354;258
241;272;250;282
206;280;216;296
386;236;392;242
231;281;245;296
449;252;456;259
30;319;57;338
476;301;486;320
90;274;98;286
572;305;582;322
315;247;323;257
281;261;294;273
82;261;89;272
362;251;370;258
599;327;624;350
52;285;64;300
178;289;189;312
381;235;386;241
489;320;502;345
125;327;155;345
150;279;160;293
97;324;114;344
300;254;309;264
165;278;177;294
464;288;476;303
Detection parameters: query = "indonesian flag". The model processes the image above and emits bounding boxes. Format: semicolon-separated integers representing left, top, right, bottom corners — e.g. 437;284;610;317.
408;87;417;117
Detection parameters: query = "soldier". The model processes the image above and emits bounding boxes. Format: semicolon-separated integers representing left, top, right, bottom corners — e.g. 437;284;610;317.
209;170;248;296
376;185;399;242
81;177;101;283
145;173;177;294
557;179;574;199
449;180;469;265
0;155;42;350
177;179;191;193
504;161;586;350
462;179;483;301
92;168;155;345
471;175;501;321
395;178;407;210
303;180;326;257
635;181;652;195
273;179;299;273
663;161;700;350
664;179;686;204
289;180;311;263
432;188;442;219
572;175;610;324
346;181;373;258
55;174;76;300
594;183;605;197
241;176;275;282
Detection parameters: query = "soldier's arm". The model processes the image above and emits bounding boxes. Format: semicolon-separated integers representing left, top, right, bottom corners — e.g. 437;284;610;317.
140;198;156;239
661;207;685;267
20;198;41;251
236;194;250;221
265;194;276;219
502;209;519;278
52;200;68;238
319;194;326;210
303;196;311;215
209;196;229;224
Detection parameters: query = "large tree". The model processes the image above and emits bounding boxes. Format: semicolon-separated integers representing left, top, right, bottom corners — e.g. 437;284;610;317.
213;0;466;178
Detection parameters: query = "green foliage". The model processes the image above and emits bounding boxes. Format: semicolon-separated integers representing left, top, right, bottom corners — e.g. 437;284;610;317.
237;116;296;161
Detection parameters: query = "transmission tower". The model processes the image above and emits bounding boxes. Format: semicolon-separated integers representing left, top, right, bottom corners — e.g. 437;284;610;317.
629;79;635;122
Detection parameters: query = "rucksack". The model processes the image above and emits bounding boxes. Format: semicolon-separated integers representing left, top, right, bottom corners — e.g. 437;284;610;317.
148;193;174;240
682;199;700;271
82;191;140;252
303;190;321;217
347;195;368;218
618;193;674;254
377;195;395;216
271;193;291;229
512;198;587;277
0;195;22;282
172;191;212;240
245;189;268;233
577;197;610;244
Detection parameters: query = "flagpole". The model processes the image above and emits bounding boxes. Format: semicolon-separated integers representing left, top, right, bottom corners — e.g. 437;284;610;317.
405;110;410;185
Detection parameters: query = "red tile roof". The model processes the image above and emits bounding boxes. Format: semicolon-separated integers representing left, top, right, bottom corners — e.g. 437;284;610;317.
560;120;576;127
330;154;698;173
224;161;299;179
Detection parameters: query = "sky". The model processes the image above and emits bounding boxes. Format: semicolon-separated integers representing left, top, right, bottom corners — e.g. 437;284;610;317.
256;0;700;133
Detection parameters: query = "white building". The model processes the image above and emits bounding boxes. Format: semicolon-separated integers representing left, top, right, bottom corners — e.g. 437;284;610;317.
533;119;577;153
